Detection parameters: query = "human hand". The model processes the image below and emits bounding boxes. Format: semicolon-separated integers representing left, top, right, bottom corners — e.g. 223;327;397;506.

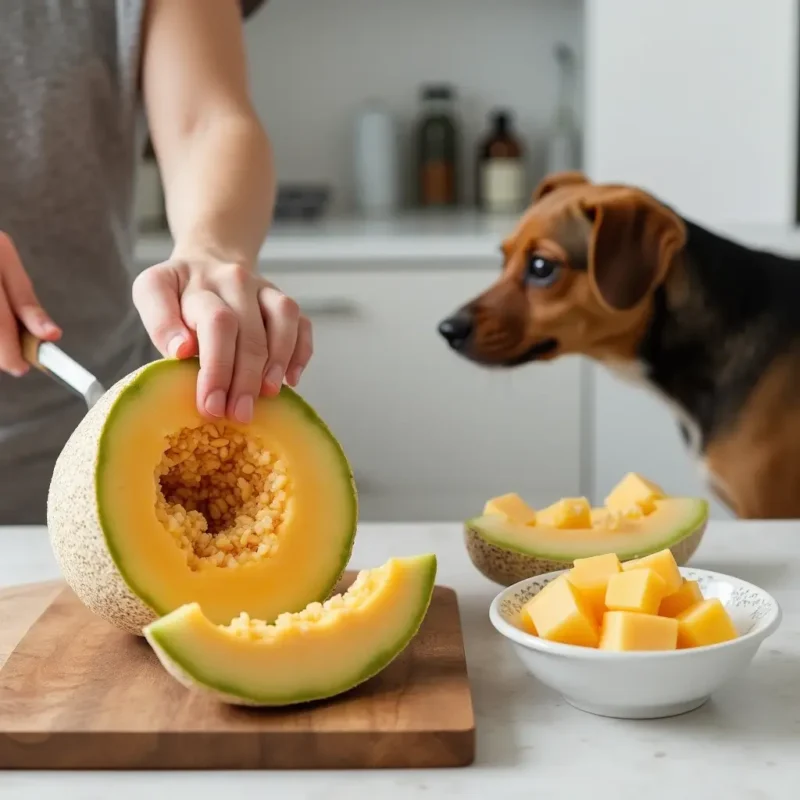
132;256;312;423
0;232;62;377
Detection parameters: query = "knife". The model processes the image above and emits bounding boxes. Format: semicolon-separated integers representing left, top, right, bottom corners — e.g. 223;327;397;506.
20;330;106;409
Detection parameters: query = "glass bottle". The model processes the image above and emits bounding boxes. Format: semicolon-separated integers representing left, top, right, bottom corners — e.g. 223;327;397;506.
476;109;526;214
545;43;581;175
416;84;460;208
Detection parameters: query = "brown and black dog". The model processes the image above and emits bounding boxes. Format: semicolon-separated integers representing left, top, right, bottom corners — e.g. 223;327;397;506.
438;170;800;520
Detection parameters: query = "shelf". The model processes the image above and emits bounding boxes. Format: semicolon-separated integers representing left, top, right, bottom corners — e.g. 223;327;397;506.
134;213;800;269
134;211;521;268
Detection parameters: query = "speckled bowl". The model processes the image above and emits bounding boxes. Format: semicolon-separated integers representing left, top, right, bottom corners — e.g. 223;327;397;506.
464;521;707;586
489;567;782;720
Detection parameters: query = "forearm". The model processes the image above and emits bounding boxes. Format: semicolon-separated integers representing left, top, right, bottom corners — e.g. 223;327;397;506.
163;112;275;269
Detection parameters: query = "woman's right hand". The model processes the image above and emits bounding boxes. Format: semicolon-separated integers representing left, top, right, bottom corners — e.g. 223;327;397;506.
0;232;61;377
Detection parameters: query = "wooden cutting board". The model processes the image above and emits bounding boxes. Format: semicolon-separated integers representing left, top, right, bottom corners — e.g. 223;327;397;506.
0;574;475;770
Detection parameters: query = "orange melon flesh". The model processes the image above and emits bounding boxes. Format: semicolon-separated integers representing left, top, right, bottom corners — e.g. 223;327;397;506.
483;493;537;526
567;553;621;620
605;472;665;515
525;575;600;647
658;579;704;618
676;598;739;648
599;611;678;651
143;554;437;706
621;549;683;595
48;358;358;633
468;497;708;561
100;360;356;622
542;497;593;529
605;568;668;616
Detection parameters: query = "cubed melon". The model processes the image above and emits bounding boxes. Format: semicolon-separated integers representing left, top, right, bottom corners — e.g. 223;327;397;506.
658;579;704;618
519;574;569;634
598;611;678;651
622;549;683;595
605;472;665;516
526;575;600;647
676;598;738;648
567;553;622;619
605;568;668;615
544;497;593;529
483;493;537;526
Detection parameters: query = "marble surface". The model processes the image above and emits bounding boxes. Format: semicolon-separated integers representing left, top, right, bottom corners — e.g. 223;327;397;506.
1;521;799;799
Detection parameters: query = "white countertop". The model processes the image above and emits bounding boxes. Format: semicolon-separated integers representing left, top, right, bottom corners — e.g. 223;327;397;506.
1;521;799;799
134;213;800;268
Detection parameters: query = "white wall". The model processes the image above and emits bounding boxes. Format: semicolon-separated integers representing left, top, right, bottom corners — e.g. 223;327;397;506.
584;0;799;227
243;0;584;212
584;0;800;519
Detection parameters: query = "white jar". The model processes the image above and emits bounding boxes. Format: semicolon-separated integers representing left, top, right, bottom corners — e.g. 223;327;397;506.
352;100;400;217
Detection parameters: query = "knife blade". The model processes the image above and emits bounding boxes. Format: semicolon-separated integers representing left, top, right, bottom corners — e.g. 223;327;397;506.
20;330;106;410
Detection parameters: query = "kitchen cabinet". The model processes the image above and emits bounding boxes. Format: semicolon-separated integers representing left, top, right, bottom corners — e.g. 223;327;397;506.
262;265;586;522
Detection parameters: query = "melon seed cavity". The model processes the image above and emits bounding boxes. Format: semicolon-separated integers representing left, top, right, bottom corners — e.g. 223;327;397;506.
154;423;290;571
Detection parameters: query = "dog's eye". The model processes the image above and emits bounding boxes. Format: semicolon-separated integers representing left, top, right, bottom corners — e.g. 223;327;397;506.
526;254;561;288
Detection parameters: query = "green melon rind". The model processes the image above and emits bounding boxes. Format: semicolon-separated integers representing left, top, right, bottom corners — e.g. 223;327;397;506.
463;500;708;587
142;554;438;707
47;357;359;637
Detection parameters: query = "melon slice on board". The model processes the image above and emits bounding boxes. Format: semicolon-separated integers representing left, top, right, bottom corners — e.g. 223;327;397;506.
47;357;358;635
144;554;437;706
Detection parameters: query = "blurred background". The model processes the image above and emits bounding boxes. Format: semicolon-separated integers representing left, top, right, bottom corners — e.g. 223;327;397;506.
133;0;800;524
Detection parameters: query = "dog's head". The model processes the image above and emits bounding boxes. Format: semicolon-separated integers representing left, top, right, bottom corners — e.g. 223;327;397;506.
437;171;687;367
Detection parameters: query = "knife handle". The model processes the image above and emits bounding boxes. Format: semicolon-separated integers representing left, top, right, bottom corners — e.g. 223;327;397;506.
20;329;45;370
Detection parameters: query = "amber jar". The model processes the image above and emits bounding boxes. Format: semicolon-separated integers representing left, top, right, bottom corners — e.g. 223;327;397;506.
476;110;526;213
415;84;460;208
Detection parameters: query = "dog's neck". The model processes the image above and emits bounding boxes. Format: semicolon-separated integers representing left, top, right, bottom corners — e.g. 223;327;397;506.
611;219;800;455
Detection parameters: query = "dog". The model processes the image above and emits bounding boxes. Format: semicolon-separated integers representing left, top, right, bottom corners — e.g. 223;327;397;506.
437;170;800;520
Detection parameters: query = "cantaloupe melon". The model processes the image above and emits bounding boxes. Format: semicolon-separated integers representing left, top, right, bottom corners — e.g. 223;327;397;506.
464;474;708;585
47;358;358;635
144;553;437;706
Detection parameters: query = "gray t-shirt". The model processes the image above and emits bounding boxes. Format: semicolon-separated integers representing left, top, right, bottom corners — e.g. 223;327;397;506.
0;1;156;523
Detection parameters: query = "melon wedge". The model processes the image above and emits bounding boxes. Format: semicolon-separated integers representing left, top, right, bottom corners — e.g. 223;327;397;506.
143;553;437;706
465;497;708;586
47;358;358;635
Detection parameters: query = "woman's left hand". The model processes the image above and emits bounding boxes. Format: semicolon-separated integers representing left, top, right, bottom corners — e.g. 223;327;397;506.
132;256;312;424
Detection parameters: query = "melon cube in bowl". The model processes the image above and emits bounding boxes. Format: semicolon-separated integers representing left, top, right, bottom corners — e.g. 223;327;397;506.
676;598;739;648
567;553;621;620
605;568;668;616
659;579;704;618
599;611;678;651
524;575;599;648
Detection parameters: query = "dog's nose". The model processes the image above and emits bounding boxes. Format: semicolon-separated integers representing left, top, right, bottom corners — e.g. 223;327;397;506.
437;311;474;350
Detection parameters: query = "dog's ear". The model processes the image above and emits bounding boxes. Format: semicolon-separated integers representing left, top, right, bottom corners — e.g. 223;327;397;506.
532;171;589;202
581;189;686;312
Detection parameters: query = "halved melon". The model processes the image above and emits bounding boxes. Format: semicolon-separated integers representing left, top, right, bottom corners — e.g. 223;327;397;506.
143;553;437;706
464;476;708;586
47;358;358;635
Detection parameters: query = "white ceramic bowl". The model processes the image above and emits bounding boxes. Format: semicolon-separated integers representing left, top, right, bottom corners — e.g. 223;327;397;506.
489;567;782;719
